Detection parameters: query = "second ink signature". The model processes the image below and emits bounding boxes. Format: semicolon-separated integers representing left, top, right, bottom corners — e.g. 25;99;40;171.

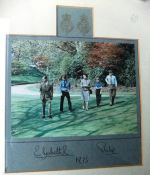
96;142;118;155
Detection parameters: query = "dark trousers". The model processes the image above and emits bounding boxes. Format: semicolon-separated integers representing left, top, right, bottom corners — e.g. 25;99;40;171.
42;98;52;117
109;88;116;105
60;91;72;111
96;89;101;106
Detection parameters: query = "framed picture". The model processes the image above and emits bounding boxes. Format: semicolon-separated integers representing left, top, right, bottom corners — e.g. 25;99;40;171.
5;35;142;173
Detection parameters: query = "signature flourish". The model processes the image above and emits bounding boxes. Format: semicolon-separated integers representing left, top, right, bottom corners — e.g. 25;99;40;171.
96;142;118;155
33;144;73;159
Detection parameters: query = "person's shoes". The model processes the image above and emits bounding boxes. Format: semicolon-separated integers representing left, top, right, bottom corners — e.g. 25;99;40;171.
42;115;45;118
60;110;64;113
48;115;52;118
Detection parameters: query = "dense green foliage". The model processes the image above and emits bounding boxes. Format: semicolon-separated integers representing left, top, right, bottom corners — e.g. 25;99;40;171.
11;38;136;86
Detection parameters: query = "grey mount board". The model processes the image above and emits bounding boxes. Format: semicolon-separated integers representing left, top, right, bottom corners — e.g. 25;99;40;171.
5;35;142;173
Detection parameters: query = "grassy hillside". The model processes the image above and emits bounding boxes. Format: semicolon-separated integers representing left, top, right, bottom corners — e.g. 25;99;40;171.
11;67;45;85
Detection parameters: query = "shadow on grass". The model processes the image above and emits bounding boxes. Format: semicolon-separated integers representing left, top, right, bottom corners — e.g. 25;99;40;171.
11;95;138;138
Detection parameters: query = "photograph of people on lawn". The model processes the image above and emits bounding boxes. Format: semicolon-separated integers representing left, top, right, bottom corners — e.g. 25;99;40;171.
10;36;140;138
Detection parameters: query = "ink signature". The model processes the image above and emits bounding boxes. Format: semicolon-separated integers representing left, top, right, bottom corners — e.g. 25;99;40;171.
96;142;118;155
33;144;73;159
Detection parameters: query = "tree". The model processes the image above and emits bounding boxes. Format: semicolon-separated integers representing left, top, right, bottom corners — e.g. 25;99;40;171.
54;41;91;79
32;56;48;69
88;43;125;71
118;44;136;87
87;42;137;86
11;59;27;75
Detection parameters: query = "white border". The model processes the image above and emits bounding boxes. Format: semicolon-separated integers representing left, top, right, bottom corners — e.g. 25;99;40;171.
1;0;150;174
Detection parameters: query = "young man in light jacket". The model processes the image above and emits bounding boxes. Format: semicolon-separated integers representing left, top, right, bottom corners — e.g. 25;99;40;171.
105;70;117;106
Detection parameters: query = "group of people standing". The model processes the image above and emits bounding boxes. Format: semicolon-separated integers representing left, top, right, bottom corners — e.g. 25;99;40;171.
39;70;117;119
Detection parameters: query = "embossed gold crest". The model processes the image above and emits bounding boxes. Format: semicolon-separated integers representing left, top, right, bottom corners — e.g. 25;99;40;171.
60;13;74;34
77;14;90;35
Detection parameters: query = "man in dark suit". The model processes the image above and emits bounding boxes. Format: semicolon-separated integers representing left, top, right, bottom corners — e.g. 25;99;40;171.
40;76;53;118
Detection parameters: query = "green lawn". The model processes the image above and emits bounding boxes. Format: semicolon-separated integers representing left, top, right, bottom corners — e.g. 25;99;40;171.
11;67;45;85
11;91;138;138
11;75;42;85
